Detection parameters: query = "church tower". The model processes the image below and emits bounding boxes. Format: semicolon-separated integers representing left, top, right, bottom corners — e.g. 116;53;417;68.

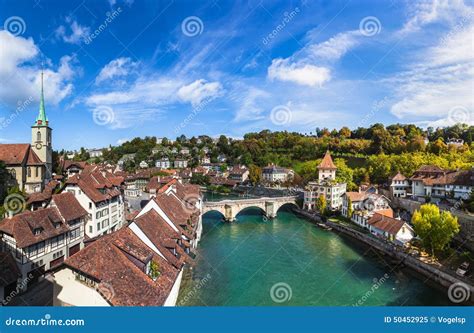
31;70;53;180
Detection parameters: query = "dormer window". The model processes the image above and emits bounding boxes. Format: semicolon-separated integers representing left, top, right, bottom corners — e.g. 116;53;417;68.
145;260;161;281
33;228;42;235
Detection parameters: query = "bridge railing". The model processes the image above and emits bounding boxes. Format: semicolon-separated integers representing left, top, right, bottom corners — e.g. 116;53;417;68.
203;196;298;206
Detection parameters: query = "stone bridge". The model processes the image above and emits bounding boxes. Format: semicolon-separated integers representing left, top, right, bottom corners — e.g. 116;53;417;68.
202;196;298;222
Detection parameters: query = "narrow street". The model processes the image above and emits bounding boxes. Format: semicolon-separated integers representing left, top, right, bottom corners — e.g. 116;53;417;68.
7;276;54;306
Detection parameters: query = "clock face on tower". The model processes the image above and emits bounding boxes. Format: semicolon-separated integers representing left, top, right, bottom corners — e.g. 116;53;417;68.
35;143;43;150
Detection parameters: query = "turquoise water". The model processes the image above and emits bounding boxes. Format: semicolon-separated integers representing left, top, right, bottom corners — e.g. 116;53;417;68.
178;208;451;306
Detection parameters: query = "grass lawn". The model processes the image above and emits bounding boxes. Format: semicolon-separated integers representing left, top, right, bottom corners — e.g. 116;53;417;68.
328;216;369;234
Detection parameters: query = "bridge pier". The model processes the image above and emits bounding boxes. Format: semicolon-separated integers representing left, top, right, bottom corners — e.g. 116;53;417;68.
265;201;277;220
224;204;236;222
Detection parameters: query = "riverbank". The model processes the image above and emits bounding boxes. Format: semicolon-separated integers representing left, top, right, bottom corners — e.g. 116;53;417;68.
178;209;452;306
293;208;474;304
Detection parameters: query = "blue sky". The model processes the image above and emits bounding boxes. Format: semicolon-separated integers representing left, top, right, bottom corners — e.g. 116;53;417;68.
0;0;472;150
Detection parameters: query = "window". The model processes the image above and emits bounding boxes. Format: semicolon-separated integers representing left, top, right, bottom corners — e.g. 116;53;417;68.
35;167;39;177
89;225;93;234
97;223;100;231
37;131;41;142
50;235;64;249
53;250;64;259
27;167;31;178
37;241;45;254
28;244;38;257
70;228;81;240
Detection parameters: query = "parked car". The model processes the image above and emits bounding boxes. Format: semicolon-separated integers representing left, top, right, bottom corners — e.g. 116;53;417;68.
456;262;470;277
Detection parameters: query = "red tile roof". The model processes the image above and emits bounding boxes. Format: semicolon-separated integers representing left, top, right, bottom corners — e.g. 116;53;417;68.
0;199;86;248
154;192;195;239
61;160;87;171
52;192;88;221
318;151;337;170
66;169;121;203
0;144;30;165
0;144;44;166
133;210;189;269
26;149;44;165
63;227;179;306
391;172;406;181
345;191;368;202
368;213;408;235
27;180;61;204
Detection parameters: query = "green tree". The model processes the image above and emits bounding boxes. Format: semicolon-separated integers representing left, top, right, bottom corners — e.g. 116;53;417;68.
315;195;327;215
0;161;8;202
412;204;460;257
248;165;261;185
190;174;210;186
347;197;353;218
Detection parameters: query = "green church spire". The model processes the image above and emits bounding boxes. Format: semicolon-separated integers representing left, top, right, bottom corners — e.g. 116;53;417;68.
35;69;48;127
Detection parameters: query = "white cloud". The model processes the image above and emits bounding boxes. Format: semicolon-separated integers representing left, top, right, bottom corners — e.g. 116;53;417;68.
55;17;90;45
389;24;474;125
0;31;77;107
86;75;223;129
306;30;361;61
177;79;223;106
95;57;138;84
116;138;129;145
267;30;361;87
282;101;347;127
398;0;472;35
268;59;331;87
233;87;269;122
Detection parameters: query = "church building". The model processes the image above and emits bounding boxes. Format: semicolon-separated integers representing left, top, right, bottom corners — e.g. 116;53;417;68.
0;72;53;193
303;151;347;211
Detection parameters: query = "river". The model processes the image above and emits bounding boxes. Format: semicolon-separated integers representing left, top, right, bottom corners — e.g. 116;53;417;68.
177;207;452;306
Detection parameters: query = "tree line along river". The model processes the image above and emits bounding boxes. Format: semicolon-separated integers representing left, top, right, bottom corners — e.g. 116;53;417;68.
177;204;451;306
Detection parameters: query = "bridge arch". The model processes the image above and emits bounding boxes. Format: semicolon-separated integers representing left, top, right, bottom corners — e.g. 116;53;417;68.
235;206;267;219
202;209;226;219
276;202;299;213
202;196;298;222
